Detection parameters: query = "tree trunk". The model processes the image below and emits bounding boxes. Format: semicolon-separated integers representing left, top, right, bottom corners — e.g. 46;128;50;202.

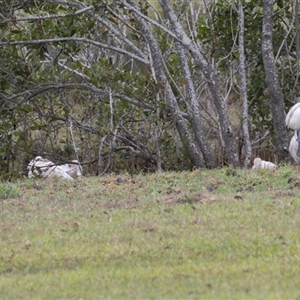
127;0;204;168
238;0;252;167
174;40;216;168
158;0;240;167
262;0;289;162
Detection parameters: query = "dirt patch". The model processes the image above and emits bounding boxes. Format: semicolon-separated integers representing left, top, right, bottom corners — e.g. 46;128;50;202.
101;197;140;211
272;190;296;198
164;192;223;206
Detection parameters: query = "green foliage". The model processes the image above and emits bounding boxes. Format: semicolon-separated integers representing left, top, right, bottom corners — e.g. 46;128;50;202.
197;0;297;136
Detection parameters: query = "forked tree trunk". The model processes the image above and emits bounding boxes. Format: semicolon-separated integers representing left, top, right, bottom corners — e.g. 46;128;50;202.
174;40;216;168
158;0;240;167
127;0;204;168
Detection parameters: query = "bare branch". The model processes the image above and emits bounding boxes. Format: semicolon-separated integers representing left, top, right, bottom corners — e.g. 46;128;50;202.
5;83;154;110
42;0;149;61
113;145;160;166
44;53;90;80
122;0;185;45
16;83;106;102
43;0;82;9
0;6;94;23
0;37;150;65
113;93;154;110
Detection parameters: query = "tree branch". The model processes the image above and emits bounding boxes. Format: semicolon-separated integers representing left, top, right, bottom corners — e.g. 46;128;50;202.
0;6;94;23
122;0;185;45
44;52;90;80
5;83;154;110
0;37;150;66
42;0;149;62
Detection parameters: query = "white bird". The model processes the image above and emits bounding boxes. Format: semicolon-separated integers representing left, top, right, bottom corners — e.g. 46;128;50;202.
60;160;82;178
27;156;54;178
288;131;300;163
27;156;82;180
252;157;277;169
42;165;74;180
286;102;300;159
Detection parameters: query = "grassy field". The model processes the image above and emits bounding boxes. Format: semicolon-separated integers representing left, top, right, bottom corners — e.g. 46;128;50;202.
1;165;300;299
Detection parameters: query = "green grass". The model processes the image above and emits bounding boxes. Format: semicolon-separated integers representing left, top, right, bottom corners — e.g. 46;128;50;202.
1;165;300;299
0;182;19;199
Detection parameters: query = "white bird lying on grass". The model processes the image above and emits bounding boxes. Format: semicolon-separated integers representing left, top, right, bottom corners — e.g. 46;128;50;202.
27;156;82;180
252;157;277;170
286;102;300;162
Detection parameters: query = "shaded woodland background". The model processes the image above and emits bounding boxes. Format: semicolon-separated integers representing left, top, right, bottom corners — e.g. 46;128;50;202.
0;0;299;179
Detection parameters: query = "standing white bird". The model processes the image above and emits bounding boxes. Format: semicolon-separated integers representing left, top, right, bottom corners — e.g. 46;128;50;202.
286;102;300;160
288;131;300;163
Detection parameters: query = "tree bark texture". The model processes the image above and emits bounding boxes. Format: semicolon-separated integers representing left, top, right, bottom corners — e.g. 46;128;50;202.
262;0;289;162
127;0;204;168
174;40;216;168
238;0;252;167
158;0;240;167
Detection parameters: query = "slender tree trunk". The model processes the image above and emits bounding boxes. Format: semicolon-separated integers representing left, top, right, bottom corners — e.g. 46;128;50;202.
238;0;252;167
158;0;240;167
154;93;162;173
175;40;216;168
294;0;300;93
127;0;204;168
262;0;289;162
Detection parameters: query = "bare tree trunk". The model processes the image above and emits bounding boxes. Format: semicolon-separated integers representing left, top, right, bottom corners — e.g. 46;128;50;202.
294;0;300;93
98;135;107;175
262;0;289;162
238;0;252;167
154;93;162;173
127;0;204;168
158;0;240;167
174;40;216;168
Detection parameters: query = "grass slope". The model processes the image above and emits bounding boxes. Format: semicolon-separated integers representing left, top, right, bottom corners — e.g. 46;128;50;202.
1;165;300;299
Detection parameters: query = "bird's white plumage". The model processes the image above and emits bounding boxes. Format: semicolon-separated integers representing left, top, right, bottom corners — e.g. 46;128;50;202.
289;131;300;163
27;156;82;180
252;157;277;169
63;160;82;178
286;103;300;130
286;103;300;163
